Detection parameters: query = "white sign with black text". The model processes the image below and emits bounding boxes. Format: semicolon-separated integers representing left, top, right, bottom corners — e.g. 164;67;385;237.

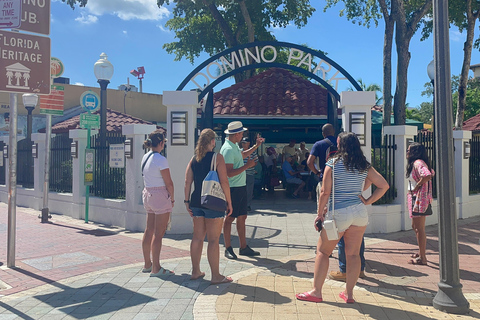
109;144;125;168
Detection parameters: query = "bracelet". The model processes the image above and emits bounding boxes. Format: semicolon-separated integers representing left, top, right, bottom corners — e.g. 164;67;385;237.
183;200;190;203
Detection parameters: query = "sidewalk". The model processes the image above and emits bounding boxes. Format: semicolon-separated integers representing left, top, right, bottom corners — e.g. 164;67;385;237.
1;194;480;319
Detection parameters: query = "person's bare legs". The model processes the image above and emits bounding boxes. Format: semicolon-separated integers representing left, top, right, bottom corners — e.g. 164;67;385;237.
191;217;207;280
342;225;367;300
223;215;235;249
412;216;427;262
142;212;155;270
305;230;342;298
151;212;170;274
293;181;305;196
206;217;226;283
236;215;248;249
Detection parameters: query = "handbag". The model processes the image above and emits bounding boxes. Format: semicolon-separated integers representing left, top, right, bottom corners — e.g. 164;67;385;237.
270;176;280;187
323;161;339;240
410;180;433;216
201;153;227;212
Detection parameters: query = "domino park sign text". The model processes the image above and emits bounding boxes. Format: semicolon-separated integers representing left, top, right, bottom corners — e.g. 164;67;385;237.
177;41;361;101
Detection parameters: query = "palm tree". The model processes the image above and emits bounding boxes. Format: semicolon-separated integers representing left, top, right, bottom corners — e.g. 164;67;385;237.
348;78;383;105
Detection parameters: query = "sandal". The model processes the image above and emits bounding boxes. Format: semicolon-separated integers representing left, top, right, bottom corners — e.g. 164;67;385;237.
296;292;323;303
339;291;355;304
150;267;175;277
211;276;233;285
190;272;206;280
408;258;427;265
410;253;420;259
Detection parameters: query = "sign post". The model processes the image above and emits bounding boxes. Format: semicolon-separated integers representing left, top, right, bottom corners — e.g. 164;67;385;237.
80;90;100;223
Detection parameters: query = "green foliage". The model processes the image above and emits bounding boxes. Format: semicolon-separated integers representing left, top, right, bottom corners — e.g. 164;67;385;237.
348;78;383;104
61;0;88;9
157;0;316;64
324;0;382;28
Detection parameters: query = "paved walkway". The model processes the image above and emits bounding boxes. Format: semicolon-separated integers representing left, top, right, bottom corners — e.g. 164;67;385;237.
0;192;479;319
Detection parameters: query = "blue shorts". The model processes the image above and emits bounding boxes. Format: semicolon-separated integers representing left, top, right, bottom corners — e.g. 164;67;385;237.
191;207;225;219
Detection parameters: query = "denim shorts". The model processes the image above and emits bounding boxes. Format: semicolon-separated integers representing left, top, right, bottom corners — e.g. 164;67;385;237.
331;203;368;233
191;207;225;219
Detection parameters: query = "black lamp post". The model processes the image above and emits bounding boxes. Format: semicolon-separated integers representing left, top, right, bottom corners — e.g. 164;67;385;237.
94;53;114;148
431;0;469;314
22;93;38;141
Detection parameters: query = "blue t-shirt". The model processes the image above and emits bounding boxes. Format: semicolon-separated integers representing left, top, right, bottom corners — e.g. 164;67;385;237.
310;136;337;177
282;161;296;180
326;158;368;210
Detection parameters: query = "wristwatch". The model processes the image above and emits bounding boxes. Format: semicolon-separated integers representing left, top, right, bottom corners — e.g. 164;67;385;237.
183;200;190;203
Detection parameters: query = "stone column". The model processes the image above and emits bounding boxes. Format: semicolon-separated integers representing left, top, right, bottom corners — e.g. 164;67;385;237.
339;91;375;163
69;129;95;219
163;90;198;234
453;130;472;219
384;125;418;230
31;133;46;207
122;123;157;231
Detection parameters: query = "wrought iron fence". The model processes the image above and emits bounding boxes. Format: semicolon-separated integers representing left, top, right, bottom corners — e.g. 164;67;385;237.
50;134;73;193
371;134;397;204
0;140;4;185
469;136;480;194
17;138;34;188
414;131;437;198
89;132;126;199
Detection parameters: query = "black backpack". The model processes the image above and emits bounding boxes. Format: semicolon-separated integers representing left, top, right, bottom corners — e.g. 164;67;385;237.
325;139;337;161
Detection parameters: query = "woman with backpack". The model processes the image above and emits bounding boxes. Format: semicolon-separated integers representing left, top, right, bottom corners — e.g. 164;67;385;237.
184;129;234;284
141;130;175;277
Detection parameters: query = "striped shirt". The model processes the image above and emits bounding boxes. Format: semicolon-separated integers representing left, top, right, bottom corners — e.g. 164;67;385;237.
242;149;257;176
326;158;368;210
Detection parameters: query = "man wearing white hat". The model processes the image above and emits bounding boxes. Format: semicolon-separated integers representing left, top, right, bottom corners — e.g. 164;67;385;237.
220;121;264;259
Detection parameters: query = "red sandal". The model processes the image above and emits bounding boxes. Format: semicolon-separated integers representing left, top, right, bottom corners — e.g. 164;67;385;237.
296;292;323;303
339;291;355;304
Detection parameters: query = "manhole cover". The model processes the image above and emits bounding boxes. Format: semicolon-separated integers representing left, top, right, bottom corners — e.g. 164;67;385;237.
381;276;417;286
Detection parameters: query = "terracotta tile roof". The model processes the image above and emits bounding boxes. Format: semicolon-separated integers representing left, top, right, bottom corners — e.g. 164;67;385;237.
40;109;162;134
462;113;480;132
212;68;329;116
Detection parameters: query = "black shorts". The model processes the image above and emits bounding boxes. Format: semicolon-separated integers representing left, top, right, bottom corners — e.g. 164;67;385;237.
230;186;248;218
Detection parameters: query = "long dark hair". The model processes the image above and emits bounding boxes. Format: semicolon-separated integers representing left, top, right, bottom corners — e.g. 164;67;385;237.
334;132;370;172
406;142;431;178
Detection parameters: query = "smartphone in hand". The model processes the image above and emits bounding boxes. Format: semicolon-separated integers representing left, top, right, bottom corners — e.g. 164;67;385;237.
315;219;322;232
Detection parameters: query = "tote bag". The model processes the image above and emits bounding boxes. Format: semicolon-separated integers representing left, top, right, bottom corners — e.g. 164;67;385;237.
201;153;227;212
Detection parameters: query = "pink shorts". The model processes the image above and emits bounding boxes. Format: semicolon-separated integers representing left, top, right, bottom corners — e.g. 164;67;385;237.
142;187;172;215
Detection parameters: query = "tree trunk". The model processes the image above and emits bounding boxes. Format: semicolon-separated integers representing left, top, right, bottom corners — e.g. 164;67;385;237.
455;4;479;129
204;0;237;47
382;16;394;127
237;0;255;81
393;33;410;125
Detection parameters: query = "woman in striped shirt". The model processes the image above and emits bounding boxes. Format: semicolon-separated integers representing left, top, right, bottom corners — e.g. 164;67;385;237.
296;132;389;304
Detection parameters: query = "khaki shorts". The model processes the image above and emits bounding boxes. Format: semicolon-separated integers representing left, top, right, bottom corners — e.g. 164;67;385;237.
143;186;172;215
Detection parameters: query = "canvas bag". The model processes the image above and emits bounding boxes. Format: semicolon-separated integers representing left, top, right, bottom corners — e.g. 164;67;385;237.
201;153;227;212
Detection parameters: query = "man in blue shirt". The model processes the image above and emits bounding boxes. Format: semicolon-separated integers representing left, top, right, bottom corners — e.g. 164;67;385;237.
282;154;306;199
307;123;366;281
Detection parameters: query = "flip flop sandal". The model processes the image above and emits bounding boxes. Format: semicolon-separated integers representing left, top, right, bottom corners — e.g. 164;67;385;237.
339;291;355;304
150;267;175;277
408;258;427;265
141;266;152;273
410;253;420;259
295;292;323;303
190;272;206;280
210;276;233;285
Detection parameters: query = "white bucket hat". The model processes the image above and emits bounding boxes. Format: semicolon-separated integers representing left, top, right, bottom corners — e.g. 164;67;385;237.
224;121;248;134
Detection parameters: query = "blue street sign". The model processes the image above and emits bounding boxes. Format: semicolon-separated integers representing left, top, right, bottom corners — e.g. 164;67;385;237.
80;90;100;113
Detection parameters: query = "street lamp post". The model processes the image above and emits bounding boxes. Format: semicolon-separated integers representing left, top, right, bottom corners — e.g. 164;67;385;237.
431;0;469;314
22;93;38;141
94;53;114;148
427;60;435;131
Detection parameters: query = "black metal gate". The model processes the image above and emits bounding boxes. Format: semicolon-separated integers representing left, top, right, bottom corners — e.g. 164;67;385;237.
89;132;126;199
414;131;437;198
17;138;34;188
0;141;5;185
50;134;73;193
469;136;480;194
371;134;397;204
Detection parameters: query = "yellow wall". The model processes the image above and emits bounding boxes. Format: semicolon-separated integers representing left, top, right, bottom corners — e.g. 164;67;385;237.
0;83;167;124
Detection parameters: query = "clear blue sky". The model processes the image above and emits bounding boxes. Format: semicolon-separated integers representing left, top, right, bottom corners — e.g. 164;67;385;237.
50;0;480;109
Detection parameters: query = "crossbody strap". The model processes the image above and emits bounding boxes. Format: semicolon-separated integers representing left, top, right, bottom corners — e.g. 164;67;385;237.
141;151;158;175
210;153;217;171
331;161;335;218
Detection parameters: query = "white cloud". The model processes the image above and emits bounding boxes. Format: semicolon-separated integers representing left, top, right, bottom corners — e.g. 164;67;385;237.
157;25;170;33
85;0;170;21
74;82;85;86
450;30;464;42
123;30;128;35
75;13;98;24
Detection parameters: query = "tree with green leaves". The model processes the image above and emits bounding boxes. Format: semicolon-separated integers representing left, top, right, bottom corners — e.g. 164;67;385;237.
61;0;87;9
156;0;315;82
325;0;431;126
348;79;383;105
